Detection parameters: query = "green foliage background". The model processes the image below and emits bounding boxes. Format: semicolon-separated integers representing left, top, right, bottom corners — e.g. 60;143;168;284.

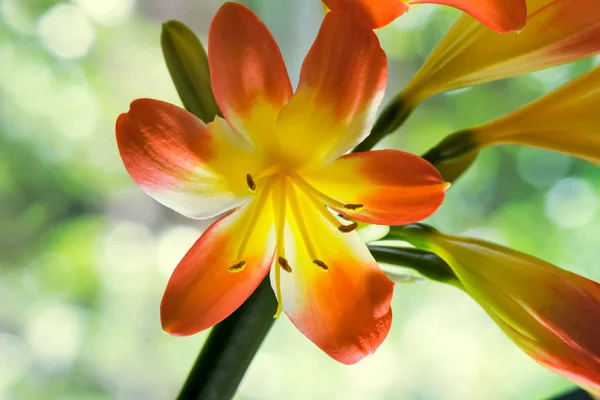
1;0;599;398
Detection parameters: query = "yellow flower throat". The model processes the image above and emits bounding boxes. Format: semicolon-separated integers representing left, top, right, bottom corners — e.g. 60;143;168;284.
229;167;364;317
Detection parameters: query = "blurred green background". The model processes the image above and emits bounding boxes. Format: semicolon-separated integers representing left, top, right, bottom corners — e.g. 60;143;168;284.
2;0;600;399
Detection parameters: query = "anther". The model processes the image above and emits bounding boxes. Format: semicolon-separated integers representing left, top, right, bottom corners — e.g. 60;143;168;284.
338;222;358;233
312;260;329;271
278;256;292;273
246;173;257;192
343;203;364;212
228;260;247;273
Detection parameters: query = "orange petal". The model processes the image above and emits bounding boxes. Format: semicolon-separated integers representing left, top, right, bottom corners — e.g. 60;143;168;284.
275;12;387;167
161;199;276;336
408;0;526;33
209;3;292;152
116;99;261;219
304;150;447;225
322;0;408;29
276;186;394;364
403;0;600;107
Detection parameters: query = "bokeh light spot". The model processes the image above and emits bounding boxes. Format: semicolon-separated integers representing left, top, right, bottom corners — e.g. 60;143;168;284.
157;225;203;277
0;334;31;389
545;178;599;229
516;147;572;189
37;4;95;60
75;0;136;25
25;303;84;367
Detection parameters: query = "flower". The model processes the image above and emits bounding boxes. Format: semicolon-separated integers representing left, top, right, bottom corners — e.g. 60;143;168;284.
460;65;600;164
116;3;447;364
398;224;600;394
401;0;600;108
322;0;526;32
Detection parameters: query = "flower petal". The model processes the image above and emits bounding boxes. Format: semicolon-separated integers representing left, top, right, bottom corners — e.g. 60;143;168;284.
275;12;387;167
471;65;600;164
116;98;260;219
276;185;394;364
161;199;276;336
322;0;408;29
408;0;526;33
402;0;600;107
324;0;526;32
399;224;600;393
304;150;447;225
209;2;292;152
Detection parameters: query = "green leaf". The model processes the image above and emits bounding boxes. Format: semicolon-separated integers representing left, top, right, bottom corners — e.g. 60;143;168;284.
161;20;221;123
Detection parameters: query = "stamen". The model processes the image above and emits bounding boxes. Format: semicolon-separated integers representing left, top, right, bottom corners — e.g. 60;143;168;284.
303;192;358;234
343;203;364;212
253;164;283;181
312;259;329;271
236;178;275;261
338;222;358;233
228;261;246;273
288;171;349;211
246;173;256;192
287;185;318;261
278;256;292;273
273;177;288;318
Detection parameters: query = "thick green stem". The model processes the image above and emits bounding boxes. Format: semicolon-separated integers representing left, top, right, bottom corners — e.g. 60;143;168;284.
353;96;414;153
369;245;458;285
176;277;277;400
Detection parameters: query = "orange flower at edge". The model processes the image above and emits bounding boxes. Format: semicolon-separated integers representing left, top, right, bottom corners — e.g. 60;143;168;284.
399;224;600;394
322;0;527;33
116;3;447;364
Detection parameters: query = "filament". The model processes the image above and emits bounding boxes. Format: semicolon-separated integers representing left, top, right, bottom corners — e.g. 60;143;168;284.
273;177;288;318
300;185;358;233
287;185;318;261
288;171;362;213
235;177;275;261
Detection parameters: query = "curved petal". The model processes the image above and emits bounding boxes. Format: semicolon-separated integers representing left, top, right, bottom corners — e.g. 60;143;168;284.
402;0;600;107
116;98;260;219
408;0;526;33
275;12;387;167
161;198;276;336
322;0;408;29
304;150;447;225
471;65;600;164
399;223;600;393
276;185;394;364
209;2;292;152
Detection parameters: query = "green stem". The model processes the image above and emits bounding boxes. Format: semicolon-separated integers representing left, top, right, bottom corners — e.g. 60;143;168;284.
353;96;414;153
176;277;277;400
368;245;458;285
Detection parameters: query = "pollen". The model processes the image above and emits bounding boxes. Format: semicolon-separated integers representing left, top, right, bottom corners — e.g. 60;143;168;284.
343;203;364;212
228;260;247;273
338;222;358;233
278;256;292;273
312;259;329;271
246;173;257;192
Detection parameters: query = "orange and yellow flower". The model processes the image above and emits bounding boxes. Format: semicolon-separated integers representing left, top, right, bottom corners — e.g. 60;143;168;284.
116;3;447;364
398;224;600;394
322;0;527;32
